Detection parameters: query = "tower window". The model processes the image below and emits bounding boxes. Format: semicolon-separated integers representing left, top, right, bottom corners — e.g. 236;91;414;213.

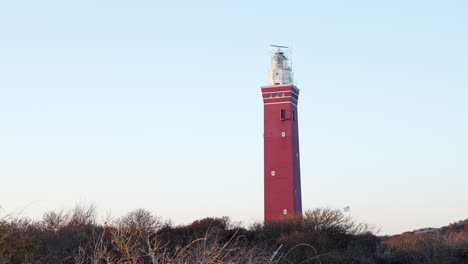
280;109;286;120
271;171;276;176
283;209;288;215
281;132;286;137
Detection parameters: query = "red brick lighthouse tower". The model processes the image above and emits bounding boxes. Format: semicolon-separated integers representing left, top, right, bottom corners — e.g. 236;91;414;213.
261;47;302;221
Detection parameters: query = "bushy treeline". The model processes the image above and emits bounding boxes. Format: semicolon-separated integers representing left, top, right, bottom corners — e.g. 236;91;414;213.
383;219;468;263
0;206;466;264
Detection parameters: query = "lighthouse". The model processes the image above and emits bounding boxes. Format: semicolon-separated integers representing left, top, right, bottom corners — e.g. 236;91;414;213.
261;47;302;221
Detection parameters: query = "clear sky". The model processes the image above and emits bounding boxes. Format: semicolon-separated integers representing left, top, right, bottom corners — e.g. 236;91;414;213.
0;0;467;235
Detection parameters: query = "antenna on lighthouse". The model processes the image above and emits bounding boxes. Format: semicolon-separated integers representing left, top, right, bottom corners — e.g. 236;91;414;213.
270;44;288;49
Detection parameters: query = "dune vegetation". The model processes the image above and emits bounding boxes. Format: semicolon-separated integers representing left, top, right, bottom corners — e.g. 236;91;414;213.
0;206;466;264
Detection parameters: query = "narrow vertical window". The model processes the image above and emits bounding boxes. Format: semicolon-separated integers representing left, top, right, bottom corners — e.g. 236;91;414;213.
280;109;286;120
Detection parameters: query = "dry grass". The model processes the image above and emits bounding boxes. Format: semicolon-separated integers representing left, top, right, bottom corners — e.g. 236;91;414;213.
74;226;281;264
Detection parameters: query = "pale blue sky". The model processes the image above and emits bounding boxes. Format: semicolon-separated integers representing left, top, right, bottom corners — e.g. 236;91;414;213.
0;0;467;234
